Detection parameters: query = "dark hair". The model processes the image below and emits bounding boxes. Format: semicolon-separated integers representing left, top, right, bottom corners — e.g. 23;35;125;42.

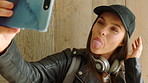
85;15;129;82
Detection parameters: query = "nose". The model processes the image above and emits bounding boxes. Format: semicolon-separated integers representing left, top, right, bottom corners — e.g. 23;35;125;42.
100;31;106;36
99;27;107;36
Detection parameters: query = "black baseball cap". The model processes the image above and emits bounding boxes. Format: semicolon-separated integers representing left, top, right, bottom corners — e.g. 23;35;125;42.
94;4;135;37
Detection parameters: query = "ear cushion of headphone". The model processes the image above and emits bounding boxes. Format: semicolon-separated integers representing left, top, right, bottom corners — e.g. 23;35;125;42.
98;56;110;72
92;56;110;72
108;59;121;74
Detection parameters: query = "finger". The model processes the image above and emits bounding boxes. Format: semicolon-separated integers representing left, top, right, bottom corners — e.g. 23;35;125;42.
0;1;14;9
138;37;142;46
0;26;20;34
132;43;136;50
137;37;143;51
0;8;13;17
0;0;7;1
135;39;139;47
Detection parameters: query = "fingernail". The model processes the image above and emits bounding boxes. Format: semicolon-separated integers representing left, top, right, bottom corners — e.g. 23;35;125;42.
12;28;20;33
6;10;13;16
7;2;14;9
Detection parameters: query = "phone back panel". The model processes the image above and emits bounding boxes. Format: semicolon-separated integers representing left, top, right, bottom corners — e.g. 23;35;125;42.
0;0;54;32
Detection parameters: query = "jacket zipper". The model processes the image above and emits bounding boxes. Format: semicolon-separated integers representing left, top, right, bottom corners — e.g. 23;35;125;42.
75;74;85;83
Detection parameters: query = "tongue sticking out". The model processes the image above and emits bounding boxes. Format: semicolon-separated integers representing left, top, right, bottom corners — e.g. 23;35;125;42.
92;40;102;49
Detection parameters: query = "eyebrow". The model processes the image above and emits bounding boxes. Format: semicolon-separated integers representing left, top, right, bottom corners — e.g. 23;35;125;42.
99;16;121;29
99;16;105;20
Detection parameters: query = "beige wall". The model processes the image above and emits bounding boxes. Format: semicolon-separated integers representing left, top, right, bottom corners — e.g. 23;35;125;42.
126;0;148;82
0;0;148;82
54;0;92;52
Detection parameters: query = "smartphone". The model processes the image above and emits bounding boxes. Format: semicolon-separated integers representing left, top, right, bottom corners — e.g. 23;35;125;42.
0;0;54;32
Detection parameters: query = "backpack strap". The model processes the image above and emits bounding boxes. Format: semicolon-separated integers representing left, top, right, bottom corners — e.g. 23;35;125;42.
63;56;81;83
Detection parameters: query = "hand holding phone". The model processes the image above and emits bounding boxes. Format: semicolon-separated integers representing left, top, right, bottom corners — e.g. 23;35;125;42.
0;0;54;32
0;0;20;54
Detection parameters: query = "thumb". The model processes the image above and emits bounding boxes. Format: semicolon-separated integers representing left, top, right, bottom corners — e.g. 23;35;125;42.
0;26;20;34
0;26;20;53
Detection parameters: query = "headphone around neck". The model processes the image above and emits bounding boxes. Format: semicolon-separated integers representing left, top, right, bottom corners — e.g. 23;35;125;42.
91;55;121;74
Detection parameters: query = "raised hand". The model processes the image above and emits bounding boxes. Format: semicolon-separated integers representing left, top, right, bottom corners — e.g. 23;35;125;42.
127;37;143;59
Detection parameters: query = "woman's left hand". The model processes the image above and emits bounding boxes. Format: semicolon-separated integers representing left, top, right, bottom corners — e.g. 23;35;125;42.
127;37;143;59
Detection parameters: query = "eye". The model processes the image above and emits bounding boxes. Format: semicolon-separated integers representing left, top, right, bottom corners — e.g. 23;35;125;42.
97;21;104;25
111;27;118;33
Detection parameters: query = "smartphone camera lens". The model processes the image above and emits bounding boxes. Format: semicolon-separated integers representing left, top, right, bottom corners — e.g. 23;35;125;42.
43;0;51;10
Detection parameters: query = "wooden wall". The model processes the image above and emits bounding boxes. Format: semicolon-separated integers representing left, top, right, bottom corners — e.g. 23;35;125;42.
0;0;148;82
127;0;148;82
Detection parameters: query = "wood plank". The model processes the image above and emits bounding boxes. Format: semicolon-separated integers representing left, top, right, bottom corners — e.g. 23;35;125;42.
54;0;93;52
126;0;148;82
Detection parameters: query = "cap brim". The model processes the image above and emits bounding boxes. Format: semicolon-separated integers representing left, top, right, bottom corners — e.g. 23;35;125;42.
94;6;118;17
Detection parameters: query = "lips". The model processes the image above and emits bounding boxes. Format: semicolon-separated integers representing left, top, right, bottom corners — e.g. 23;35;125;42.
92;37;103;49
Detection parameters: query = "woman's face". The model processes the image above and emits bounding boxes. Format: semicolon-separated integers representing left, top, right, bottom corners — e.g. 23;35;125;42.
90;12;126;59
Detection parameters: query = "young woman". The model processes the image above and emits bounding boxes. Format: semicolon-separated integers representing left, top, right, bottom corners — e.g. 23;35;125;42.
0;0;143;83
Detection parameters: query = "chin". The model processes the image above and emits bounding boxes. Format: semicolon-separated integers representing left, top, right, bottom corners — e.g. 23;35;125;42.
90;47;102;55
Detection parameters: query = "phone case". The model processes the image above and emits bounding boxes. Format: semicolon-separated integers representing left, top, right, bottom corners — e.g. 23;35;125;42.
0;0;54;32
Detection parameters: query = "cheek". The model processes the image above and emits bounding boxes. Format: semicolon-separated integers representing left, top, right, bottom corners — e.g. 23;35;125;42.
103;36;121;54
107;34;124;47
92;27;96;34
92;26;99;37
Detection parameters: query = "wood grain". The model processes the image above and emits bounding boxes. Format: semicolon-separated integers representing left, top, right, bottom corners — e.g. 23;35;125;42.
2;0;148;82
127;0;148;82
